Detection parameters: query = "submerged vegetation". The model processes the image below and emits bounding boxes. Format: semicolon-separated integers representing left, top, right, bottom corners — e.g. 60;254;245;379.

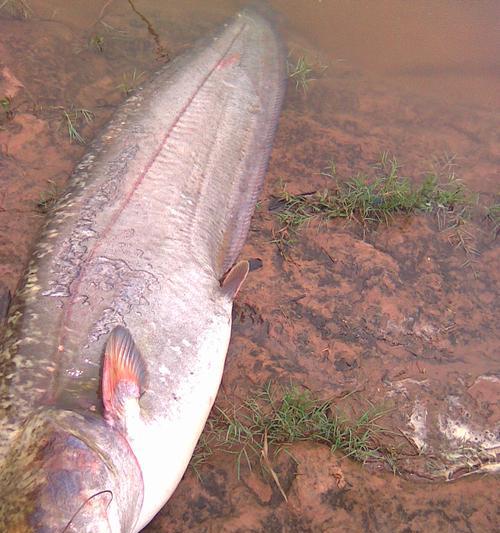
2;101;95;143
56;106;95;144
287;54;327;94
486;203;500;236
0;96;11;112
0;0;32;19
191;384;396;496
89;34;105;53
117;69;146;95
0;96;13;121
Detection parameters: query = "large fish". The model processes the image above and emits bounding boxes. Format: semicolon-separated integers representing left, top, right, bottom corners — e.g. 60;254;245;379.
0;9;285;532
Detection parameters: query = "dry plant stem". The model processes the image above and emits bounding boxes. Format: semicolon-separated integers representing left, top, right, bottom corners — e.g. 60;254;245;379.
87;0;114;29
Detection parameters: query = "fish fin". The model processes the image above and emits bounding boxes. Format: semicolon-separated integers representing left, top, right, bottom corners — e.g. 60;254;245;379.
220;260;249;299
102;326;147;427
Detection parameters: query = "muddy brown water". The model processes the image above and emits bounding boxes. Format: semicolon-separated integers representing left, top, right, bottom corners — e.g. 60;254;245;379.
0;1;499;531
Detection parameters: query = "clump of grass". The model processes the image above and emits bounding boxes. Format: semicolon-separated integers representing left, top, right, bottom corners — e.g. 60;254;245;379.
89;34;105;53
287;55;327;94
486;203;499;236
36;180;60;214
0;0;33;19
447;222;480;272
0;96;13;121
273;155;485;273
1;96;11;112
272;156;469;251
55;106;94;144
433;202;480;274
322;158;337;178
191;383;392;488
116;69;145;96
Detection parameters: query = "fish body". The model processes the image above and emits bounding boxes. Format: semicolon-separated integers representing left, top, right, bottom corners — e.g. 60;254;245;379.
0;9;285;531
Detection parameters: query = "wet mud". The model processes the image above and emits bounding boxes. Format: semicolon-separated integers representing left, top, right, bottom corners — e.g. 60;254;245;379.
148;444;499;533
0;1;498;531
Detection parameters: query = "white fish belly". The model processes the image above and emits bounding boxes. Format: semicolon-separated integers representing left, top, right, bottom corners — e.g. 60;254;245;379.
129;311;233;531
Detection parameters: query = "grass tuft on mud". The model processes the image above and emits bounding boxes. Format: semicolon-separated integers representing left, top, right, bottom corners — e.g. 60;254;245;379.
486;203;500;235
272;156;470;249
89;34;105;53
0;96;14;127
192;384;393;488
287;54;327;94
117;69;146;96
0;0;33;19
55;106;95;144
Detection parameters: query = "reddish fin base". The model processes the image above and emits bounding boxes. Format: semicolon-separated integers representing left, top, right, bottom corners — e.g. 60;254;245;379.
102;326;147;424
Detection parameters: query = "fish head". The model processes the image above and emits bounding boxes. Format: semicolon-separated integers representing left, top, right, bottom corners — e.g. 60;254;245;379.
0;407;143;532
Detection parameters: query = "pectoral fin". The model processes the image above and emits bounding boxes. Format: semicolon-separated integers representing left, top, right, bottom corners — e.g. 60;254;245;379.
102;326;147;429
220;260;249;299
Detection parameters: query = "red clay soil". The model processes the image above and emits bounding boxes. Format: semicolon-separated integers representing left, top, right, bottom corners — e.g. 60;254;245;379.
148;61;499;531
1;6;499;533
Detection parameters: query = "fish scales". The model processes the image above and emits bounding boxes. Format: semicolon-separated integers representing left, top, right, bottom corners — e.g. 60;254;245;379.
0;9;285;532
